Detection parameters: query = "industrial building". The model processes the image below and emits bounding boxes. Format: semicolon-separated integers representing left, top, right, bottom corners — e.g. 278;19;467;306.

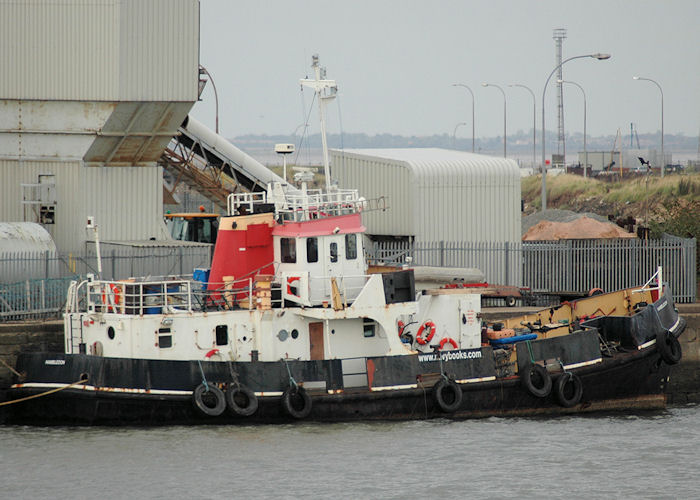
331;148;522;285
0;0;200;254
331;148;520;244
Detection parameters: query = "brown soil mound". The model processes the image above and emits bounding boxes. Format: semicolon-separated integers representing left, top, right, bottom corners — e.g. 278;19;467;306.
522;216;636;241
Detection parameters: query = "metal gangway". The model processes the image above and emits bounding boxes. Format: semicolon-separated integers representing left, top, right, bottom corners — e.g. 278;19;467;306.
159;115;292;211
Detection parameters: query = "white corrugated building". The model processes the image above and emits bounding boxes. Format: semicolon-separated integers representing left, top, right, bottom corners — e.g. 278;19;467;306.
332;148;520;243
0;0;200;254
331;148;521;284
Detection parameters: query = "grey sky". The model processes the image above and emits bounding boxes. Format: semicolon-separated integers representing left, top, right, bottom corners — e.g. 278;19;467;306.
192;0;699;141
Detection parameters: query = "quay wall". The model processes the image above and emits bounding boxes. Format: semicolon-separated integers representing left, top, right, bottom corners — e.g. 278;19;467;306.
1;310;699;403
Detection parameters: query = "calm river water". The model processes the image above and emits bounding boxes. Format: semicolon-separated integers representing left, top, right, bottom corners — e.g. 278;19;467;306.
2;405;698;499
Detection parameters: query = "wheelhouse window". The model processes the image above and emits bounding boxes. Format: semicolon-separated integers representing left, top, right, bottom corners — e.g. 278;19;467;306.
307;237;318;263
281;237;297;263
330;242;338;263
363;318;376;338
158;327;172;348
345;234;357;260
215;325;228;346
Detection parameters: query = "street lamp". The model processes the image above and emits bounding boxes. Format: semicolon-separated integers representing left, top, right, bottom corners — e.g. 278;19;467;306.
541;53;611;211
633;76;664;177
509;84;536;170
558;79;587;178
451;84;475;152
198;65;219;134
452;122;467;149
482;83;507;157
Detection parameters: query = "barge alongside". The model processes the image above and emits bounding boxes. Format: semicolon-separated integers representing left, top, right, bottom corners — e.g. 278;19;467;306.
2;58;687;426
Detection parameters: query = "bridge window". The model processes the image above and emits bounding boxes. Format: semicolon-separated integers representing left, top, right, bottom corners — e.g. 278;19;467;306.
307;237;318;263
345;234;357;260
158;327;172;348
363;318;376;338
281;238;297;263
215;325;228;346
330;242;338;263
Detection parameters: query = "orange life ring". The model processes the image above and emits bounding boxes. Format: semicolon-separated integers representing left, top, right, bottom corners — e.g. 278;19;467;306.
439;337;458;350
102;283;121;312
416;321;436;345
110;283;121;306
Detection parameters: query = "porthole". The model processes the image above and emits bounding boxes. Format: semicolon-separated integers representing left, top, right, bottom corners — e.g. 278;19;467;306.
291;329;299;339
107;326;115;339
278;329;289;341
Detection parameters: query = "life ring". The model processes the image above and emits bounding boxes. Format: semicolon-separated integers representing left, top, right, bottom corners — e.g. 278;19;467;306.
192;383;226;417
438;337;458;350
281;386;312;419
416;321;436;345
433;378;463;413
521;363;552;398
226;385;258;417
110;283;122;306
656;331;682;365
554;372;583;407
205;348;221;359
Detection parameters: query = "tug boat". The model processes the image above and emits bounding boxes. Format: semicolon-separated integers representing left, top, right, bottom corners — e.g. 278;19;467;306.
3;57;687;425
3;188;687;425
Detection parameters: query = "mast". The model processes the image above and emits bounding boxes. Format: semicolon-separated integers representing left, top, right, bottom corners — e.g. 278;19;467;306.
300;54;337;193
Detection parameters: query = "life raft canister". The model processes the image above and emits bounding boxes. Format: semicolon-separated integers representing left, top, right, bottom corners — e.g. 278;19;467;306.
438;337;458;350
415;321;436;345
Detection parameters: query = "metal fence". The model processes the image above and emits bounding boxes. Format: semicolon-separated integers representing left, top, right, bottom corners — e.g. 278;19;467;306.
371;237;697;303
0;247;212;321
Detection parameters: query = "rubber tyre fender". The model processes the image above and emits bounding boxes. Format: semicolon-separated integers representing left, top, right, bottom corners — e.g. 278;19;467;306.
657;330;682;365
281;386;312;419
554;372;583;408
521;363;552;398
433;378;463;413
505;296;516;307
192;383;226;417
226;385;259;417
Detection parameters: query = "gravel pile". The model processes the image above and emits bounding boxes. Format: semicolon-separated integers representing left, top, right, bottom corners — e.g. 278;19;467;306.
521;209;609;237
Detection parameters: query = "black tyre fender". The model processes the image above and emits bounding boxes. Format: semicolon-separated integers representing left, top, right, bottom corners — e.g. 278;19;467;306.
521;363;552;398
657;330;682;365
505;296;517;307
433;378;463;413
226;385;259;417
281;386;312;419
554;372;583;408
192;383;226;417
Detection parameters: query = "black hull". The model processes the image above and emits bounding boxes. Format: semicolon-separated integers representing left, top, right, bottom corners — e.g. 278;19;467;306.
3;346;673;426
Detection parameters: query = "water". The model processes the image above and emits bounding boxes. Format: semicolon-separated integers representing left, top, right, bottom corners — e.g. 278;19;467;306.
2;405;699;499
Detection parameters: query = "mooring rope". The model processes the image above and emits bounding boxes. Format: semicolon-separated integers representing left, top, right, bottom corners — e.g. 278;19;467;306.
0;378;89;407
196;359;209;391
0;358;21;378
282;358;297;390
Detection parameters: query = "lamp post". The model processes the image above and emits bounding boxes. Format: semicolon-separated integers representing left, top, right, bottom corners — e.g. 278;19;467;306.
558;79;587;178
482;83;507;157
452;122;467;149
541;53;611;211
451;84;475;152
633;76;664;177
509;84;536;169
198;65;219;134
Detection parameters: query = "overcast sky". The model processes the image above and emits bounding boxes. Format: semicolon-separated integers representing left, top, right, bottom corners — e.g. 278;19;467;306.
192;0;699;141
